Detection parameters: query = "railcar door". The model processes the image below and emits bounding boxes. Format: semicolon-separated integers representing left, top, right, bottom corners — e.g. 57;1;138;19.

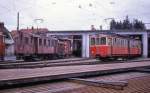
108;37;112;56
34;37;38;54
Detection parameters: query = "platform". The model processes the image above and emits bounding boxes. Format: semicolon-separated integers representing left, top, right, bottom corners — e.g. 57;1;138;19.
0;61;150;87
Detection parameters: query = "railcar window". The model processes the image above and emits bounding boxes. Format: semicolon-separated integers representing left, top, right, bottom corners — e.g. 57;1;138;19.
44;39;46;46
121;39;123;46
116;38;119;45
124;40;125;46
96;38;100;45
113;38;117;45
101;37;106;45
117;39;119;46
91;38;95;45
130;40;133;48
31;37;33;43
112;38;115;46
52;40;55;46
138;41;141;48
99;38;101;44
108;38;112;45
119;39;121;46
124;39;125;46
48;40;51;46
120;39;122;46
112;38;114;45
39;39;42;46
124;40;126;46
25;37;29;44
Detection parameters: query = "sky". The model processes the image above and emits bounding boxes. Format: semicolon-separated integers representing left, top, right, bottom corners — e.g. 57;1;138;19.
0;0;150;31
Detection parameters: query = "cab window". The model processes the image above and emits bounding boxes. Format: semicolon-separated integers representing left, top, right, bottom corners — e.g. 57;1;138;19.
91;38;95;45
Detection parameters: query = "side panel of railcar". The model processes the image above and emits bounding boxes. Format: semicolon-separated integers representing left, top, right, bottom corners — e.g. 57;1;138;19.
0;32;5;60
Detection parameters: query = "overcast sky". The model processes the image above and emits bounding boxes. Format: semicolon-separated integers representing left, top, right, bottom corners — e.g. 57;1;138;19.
0;0;150;31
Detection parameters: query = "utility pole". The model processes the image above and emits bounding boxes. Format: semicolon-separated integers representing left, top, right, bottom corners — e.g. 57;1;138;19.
17;12;22;48
17;12;19;31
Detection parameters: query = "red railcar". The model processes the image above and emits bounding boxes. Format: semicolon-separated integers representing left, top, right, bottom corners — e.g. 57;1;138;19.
12;30;72;60
89;33;141;60
0;32;5;61
12;31;56;60
36;35;56;59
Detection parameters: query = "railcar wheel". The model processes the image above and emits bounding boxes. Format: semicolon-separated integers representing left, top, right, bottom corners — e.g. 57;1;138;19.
99;58;109;62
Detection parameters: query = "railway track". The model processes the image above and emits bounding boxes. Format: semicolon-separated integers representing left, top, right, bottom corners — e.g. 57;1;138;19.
0;58;150;69
0;58;99;69
0;57;90;64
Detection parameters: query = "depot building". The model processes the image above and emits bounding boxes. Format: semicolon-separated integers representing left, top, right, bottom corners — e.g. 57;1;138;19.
47;29;150;58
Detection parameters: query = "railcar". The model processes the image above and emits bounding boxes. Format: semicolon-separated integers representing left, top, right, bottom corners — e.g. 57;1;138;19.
12;31;72;61
89;33;141;60
0;32;5;61
35;35;57;60
56;38;72;58
12;31;56;60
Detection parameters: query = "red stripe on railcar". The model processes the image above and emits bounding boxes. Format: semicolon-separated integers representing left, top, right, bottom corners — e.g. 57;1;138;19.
90;46;96;58
96;45;109;57
90;45;110;58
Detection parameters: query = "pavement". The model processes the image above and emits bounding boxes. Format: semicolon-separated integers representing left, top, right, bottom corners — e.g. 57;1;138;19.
0;61;150;87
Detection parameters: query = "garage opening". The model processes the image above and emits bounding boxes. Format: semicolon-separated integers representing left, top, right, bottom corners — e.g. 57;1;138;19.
128;35;143;56
148;37;150;57
72;35;82;57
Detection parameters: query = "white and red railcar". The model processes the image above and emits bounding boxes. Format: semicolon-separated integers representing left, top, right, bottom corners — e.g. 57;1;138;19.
89;33;141;60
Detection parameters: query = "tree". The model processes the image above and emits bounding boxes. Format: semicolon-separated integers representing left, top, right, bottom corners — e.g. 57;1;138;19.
109;16;146;30
133;19;146;30
110;19;116;30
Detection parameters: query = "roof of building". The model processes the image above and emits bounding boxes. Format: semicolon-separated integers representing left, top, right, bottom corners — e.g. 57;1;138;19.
0;22;12;39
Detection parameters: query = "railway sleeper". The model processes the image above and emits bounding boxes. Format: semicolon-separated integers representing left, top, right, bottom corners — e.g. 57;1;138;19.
69;78;128;90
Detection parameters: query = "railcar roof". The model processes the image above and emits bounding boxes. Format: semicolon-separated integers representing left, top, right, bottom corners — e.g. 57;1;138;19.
90;32;140;41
